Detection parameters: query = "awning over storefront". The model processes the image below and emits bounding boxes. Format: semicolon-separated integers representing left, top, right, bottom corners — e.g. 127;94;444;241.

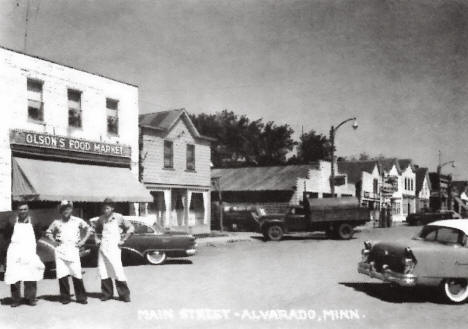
12;157;152;203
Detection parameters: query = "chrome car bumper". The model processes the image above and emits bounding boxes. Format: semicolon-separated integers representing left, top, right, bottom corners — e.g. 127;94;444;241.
185;249;197;256
358;262;417;287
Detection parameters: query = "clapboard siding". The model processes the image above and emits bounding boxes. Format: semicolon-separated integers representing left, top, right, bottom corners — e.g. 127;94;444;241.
141;119;211;187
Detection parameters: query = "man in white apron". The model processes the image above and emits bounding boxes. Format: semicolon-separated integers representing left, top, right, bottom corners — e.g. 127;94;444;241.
90;198;134;302
45;201;92;304
2;202;44;307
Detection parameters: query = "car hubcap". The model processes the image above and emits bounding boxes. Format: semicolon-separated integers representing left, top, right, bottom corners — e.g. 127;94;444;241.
448;279;467;296
269;227;281;238
147;251;165;263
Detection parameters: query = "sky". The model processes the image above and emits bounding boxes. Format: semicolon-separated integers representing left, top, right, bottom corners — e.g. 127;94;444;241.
1;0;467;178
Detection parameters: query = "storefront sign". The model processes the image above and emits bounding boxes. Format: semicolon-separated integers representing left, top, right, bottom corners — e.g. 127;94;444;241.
10;129;131;158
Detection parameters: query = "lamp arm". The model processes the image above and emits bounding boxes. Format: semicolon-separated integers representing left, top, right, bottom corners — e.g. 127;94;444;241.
334;117;356;132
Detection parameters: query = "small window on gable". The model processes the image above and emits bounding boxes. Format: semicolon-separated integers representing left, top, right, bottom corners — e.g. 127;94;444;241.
164;140;174;169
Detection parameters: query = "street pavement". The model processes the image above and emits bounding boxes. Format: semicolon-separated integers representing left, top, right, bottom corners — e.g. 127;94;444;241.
1;224;467;329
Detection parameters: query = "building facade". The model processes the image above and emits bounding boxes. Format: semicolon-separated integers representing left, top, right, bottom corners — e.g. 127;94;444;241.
0;47;151;217
337;160;381;209
139;109;213;234
415;167;431;212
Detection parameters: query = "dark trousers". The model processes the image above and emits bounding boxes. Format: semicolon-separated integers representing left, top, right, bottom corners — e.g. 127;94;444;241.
59;276;87;302
101;278;130;300
10;281;37;303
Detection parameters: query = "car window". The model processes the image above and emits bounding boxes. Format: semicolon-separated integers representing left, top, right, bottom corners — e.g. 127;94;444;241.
290;208;305;215
132;222;154;234
419;226;464;245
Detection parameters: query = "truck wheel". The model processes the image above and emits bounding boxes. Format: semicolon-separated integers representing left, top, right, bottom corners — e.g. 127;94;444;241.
442;278;468;303
337;223;354;240
266;225;284;241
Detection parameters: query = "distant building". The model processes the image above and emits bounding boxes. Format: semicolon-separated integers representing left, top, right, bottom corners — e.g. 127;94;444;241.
415;167;431;212
429;172;451;211
378;158;416;222
139;109;214;234
211;161;355;215
337;160;381;209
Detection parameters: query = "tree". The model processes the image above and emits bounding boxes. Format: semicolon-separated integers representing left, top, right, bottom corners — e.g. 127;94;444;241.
190;110;296;167
293;130;332;164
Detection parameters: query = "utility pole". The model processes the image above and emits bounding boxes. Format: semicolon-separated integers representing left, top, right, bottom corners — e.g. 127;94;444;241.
23;0;31;52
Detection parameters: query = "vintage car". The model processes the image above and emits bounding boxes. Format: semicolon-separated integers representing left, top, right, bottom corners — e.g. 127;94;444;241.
35;219;197;267
406;210;461;226
358;219;468;303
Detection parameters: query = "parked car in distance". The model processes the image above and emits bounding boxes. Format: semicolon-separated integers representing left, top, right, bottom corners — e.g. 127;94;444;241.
406;210;461;226
211;204;266;231
256;196;370;241
358;219;468;303
36;218;197;267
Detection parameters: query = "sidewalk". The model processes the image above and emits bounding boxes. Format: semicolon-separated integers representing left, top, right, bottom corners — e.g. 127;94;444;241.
195;231;257;247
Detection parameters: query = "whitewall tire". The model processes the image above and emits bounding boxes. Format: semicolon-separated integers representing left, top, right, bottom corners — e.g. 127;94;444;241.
145;251;167;265
443;278;468;303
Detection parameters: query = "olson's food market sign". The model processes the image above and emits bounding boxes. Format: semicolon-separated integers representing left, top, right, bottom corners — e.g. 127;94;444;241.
10;130;131;158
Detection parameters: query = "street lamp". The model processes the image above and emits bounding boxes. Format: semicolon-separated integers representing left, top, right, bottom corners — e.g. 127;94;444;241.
436;151;455;210
329;117;358;197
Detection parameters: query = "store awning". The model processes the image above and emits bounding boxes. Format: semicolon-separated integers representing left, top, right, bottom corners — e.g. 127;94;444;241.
12;157;152;203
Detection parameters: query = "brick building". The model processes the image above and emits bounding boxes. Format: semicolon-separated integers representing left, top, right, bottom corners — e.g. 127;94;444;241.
139;109;214;234
0;46;151;217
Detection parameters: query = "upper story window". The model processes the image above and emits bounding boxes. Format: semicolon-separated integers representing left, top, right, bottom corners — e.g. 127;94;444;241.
373;178;378;194
27;78;44;121
106;98;119;135
186;144;195;171
164;140;174;169
67;89;82;128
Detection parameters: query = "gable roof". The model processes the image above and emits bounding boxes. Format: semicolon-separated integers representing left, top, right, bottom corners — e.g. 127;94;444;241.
139;109;215;142
337;160;379;184
211;164;320;192
397;159;415;172
415;167;431;194
378;158;401;174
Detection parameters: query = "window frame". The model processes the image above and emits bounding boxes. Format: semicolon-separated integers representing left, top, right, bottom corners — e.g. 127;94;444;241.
67;88;82;128
27;78;44;122
106;98;119;136
186;144;196;171
163;140;174;169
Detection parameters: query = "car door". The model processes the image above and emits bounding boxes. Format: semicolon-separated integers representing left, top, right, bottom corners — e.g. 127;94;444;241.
125;223;165;254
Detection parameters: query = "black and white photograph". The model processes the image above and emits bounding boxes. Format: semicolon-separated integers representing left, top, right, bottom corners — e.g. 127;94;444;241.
1;0;468;328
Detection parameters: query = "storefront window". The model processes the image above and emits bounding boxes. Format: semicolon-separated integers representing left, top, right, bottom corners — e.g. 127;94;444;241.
27;78;44;121
68;89;82;128
190;192;205;225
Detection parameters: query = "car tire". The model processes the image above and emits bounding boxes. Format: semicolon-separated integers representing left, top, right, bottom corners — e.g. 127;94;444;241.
336;223;354;240
442;278;468;304
266;224;284;241
145;251;167;265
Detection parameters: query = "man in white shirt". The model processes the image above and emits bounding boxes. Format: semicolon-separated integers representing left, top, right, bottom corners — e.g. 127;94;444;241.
45;201;92;304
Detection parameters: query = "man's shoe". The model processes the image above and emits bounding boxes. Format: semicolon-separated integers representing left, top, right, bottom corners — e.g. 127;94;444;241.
100;296;113;302
76;300;88;305
10;302;21;308
26;300;37;306
61;299;71;305
119;297;131;303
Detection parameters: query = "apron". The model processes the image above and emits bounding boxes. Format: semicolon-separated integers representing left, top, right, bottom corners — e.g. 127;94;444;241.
98;217;126;281
54;219;82;279
4;219;45;285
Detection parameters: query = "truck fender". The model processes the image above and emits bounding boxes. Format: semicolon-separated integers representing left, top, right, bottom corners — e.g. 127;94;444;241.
260;220;286;232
